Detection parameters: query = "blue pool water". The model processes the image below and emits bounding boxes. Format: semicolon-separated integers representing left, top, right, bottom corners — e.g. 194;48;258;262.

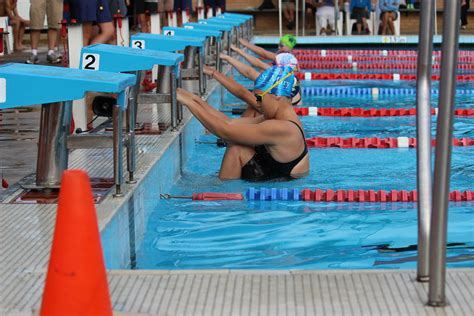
135;55;474;270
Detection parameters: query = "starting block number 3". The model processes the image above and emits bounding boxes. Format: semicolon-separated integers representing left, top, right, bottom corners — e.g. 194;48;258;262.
132;40;145;49
82;53;100;71
0;78;5;103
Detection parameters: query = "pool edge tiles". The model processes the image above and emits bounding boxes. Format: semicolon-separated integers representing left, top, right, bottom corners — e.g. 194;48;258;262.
99;86;218;269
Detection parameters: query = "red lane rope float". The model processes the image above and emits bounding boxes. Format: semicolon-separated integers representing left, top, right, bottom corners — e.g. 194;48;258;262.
294;55;474;63
295;72;474;81
294;107;474;117
291;49;474;57
300;189;474;202
298;62;474;70
305;137;474;148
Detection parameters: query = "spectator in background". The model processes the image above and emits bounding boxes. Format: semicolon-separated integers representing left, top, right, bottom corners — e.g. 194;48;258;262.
134;0;157;33
305;0;317;30
204;0;226;14
282;0;296;30
68;0;115;46
379;0;399;35
5;0;29;51
108;0;128;44
26;0;62;64
258;0;275;10
315;0;343;35
461;0;470;30
349;0;371;34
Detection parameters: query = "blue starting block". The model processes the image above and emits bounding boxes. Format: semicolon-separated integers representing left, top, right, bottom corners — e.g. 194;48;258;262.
130;33;208;96
162;26;223;72
198;18;244;49
183;22;234;55
222;13;254;38
80;44;185;184
0;63;136;195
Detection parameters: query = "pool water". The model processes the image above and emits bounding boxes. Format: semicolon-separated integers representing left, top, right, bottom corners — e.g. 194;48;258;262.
135;53;474;270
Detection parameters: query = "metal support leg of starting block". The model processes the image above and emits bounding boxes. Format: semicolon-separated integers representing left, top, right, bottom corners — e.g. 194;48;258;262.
177;72;183;122
224;31;231;55
113;105;124;197
216;40;222;73
156;65;179;130
35;101;72;188
182;46;206;97
126;71;142;184
170;67;178;130
150;13;161;34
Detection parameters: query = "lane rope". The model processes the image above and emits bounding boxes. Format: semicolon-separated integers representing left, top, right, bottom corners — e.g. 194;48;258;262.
293;107;474;117
305;137;474;148
300;86;474;96
295;72;474;82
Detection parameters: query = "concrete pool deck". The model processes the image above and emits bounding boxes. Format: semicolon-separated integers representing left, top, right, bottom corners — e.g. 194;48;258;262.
1;62;473;316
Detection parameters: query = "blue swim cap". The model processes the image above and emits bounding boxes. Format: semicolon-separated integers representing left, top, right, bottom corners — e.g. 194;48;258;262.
254;66;295;98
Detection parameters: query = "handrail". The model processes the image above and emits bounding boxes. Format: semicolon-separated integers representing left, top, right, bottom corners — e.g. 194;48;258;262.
429;0;461;307
415;0;435;283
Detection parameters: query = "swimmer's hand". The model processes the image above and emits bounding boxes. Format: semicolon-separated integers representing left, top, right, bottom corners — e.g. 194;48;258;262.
177;88;198;106
239;38;250;47
230;44;241;53
220;53;230;61
203;65;216;76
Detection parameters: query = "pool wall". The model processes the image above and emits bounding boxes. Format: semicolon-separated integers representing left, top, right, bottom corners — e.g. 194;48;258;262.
100;103;206;269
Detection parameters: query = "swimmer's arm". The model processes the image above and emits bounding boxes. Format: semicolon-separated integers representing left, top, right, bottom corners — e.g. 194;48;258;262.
231;45;271;72
177;89;230;128
220;54;260;81
208;68;257;108
239;39;276;61
218;119;290;146
229;115;265;125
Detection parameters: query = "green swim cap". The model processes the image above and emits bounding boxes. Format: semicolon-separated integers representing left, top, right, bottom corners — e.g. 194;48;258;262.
279;34;297;50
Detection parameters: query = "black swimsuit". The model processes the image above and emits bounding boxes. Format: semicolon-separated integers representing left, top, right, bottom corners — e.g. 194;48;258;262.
241;120;308;182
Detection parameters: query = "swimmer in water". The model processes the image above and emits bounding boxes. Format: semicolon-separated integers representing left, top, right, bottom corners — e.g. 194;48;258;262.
177;66;309;181
237;34;297;63
204;51;301;116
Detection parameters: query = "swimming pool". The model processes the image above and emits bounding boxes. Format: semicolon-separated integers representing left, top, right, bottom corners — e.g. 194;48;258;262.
134;50;473;270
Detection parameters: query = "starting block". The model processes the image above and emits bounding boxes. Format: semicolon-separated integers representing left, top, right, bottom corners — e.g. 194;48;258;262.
80;44;184;183
199;18;244;49
183;22;233;56
130;33;207;97
0;63;136;196
162;27;223;72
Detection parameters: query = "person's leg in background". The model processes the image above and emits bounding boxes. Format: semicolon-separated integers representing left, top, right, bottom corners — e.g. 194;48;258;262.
461;0;469;29
387;11;396;35
91;0;114;44
258;0;275;10
283;1;295;30
44;0;63;63
305;0;315;30
26;0;46;63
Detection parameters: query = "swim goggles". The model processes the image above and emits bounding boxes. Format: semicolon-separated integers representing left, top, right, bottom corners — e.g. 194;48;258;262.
254;71;294;103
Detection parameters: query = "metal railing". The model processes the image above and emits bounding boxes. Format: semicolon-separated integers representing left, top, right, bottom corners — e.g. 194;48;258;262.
429;0;461;306
415;0;435;283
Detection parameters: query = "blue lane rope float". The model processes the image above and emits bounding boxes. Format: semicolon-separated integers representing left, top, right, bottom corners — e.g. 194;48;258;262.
301;87;474;97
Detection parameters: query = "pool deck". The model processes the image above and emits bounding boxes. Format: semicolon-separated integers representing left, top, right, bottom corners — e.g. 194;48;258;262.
1;62;473;315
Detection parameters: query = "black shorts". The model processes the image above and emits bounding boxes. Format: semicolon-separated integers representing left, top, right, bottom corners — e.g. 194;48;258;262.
380;11;398;21
350;7;369;23
134;0;158;14
69;0;113;24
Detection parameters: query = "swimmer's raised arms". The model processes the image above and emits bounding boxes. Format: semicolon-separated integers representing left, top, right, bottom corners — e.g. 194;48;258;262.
239;34;297;61
178;66;309;181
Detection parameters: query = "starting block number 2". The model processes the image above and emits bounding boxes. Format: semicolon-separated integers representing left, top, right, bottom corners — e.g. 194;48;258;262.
0;78;5;103
132;40;145;49
82;53;100;71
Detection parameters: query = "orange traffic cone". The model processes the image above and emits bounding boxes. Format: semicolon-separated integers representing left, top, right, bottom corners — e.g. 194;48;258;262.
40;170;112;316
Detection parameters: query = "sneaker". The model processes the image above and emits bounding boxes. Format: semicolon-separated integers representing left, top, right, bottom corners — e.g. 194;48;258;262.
461;25;467;30
287;20;295;30
25;53;39;64
46;52;62;64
